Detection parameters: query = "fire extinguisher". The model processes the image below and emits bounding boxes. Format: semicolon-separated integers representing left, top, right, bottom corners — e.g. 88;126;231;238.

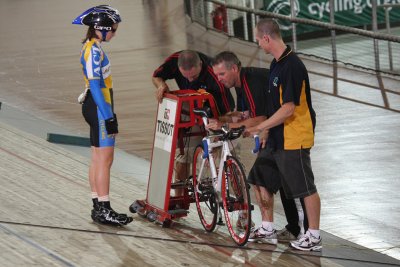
212;6;227;33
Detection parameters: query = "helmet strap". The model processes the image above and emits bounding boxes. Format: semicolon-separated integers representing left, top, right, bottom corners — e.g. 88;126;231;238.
101;30;108;41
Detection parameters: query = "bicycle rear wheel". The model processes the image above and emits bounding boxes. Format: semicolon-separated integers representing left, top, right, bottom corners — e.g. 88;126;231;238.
221;156;251;246
192;145;218;232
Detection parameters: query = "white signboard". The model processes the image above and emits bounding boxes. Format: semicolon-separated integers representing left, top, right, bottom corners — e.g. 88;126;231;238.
154;99;177;152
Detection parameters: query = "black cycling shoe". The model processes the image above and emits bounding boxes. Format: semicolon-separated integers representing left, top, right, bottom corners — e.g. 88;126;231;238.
92;199;130;216
93;201;133;226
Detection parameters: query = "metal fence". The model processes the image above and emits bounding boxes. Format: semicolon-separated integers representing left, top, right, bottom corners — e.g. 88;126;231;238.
185;0;400;75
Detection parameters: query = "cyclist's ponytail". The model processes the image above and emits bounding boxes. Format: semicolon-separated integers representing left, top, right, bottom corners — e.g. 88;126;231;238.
82;26;97;44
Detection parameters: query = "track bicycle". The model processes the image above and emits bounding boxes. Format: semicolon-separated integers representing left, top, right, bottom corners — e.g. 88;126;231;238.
192;107;260;246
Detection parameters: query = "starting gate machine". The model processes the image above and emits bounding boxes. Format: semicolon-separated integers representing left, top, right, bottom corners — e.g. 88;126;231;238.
130;89;218;227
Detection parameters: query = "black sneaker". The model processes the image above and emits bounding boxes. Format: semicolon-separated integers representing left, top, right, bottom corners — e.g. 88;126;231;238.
92;200;130;218
94;201;133;226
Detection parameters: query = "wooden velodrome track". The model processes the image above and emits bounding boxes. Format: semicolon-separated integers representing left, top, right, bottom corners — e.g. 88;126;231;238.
0;0;400;266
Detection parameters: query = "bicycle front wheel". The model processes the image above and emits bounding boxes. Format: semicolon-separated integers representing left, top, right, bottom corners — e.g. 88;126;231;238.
192;145;218;232
221;156;251;246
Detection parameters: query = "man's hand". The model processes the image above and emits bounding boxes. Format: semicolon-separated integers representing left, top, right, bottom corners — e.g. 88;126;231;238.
259;129;269;148
243;126;260;138
206;118;224;130
244;126;268;148
156;83;169;103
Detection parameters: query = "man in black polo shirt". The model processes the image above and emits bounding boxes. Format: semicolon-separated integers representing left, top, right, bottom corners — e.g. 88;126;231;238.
246;19;322;251
152;50;235;195
208;51;308;243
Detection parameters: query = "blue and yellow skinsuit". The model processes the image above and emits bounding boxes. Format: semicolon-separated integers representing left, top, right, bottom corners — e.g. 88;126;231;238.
81;38;115;147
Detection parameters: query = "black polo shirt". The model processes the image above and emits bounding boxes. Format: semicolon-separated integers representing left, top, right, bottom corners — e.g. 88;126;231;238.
267;46;316;150
235;67;269;117
153;51;235;115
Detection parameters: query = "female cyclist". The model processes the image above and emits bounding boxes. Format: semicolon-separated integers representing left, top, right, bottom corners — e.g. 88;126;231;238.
73;5;132;226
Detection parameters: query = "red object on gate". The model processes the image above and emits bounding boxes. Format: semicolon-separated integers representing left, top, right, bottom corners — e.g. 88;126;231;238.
212;5;228;33
129;89;218;227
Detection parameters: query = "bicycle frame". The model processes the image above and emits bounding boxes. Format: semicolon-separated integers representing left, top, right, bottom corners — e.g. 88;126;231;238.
197;117;232;197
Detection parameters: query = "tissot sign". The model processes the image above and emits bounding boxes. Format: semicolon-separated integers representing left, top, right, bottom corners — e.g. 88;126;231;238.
154;99;177;152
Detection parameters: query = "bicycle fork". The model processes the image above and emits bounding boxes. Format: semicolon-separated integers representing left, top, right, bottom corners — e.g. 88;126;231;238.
203;138;233;225
201;137;226;225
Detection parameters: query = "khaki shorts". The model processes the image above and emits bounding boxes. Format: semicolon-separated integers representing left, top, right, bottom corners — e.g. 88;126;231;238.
175;130;203;163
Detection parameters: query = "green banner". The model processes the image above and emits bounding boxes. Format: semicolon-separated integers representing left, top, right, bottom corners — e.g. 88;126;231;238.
263;0;400;36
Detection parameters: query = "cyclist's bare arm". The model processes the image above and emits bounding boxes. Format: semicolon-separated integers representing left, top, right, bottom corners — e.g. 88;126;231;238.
218;111;243;123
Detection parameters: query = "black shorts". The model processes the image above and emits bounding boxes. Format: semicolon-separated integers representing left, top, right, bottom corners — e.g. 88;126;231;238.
248;148;282;194
248;147;317;198
82;90;116;147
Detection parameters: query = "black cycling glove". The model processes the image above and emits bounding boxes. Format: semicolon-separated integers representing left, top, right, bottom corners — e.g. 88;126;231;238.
105;114;118;134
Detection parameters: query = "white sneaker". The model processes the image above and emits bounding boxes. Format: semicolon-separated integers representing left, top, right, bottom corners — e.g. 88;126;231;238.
248;226;277;245
290;231;322;251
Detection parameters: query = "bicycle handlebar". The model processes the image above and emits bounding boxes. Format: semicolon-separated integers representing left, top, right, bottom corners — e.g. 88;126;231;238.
252;135;260;154
194;107;261;155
